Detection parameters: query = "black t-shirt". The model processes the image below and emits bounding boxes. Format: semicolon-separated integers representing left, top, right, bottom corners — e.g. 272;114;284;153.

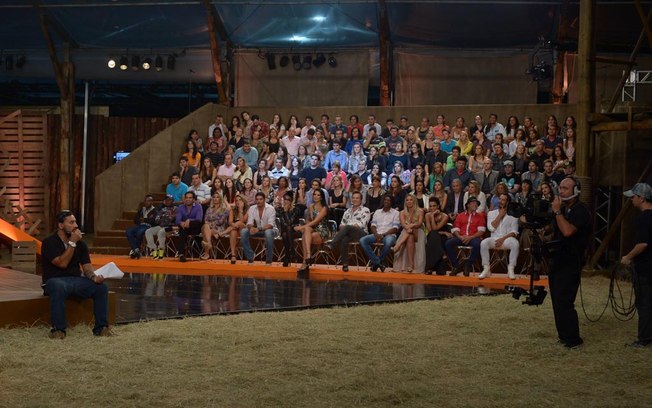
41;233;91;284
634;209;652;272
554;201;592;262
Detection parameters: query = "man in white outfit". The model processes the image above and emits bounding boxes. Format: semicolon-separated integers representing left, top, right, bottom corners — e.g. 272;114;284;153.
479;193;520;279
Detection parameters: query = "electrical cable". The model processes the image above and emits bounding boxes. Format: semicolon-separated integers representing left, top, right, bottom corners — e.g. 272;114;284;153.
578;262;637;323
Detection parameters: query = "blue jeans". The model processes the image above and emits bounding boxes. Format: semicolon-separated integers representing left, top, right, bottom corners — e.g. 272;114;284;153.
43;276;109;334
126;224;149;250
240;228;276;263
360;233;396;266
445;237;481;267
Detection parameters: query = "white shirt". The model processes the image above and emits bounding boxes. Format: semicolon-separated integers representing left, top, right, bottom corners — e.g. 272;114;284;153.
487;209;519;239
270;166;290;180
371;208;400;235
188;183;212;203
282;135;302;157
208;123;227;140
363;123;383;137
246;203;277;230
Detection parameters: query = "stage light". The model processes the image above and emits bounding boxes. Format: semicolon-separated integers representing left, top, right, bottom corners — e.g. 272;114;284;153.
155;55;163;71
311;15;326;22
292;55;301;71
15;55;26;69
131;55;140;71
279;55;289;68
167;55;175;70
119;56;128;70
328;54;337;68
266;53;276;70
313;53;326;68
142;57;152;70
5;55;13;70
107;58;116;69
302;55;312;70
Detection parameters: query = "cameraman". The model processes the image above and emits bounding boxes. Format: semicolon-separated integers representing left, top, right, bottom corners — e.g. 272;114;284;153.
621;183;652;348
549;176;592;349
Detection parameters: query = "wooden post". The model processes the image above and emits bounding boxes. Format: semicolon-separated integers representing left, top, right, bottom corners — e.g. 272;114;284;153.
575;0;595;178
378;0;391;106
40;14;75;212
203;0;228;105
552;1;570;104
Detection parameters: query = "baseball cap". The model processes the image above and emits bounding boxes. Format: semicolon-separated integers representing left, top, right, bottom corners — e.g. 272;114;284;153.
164;194;174;200
624;183;652;200
504;160;514;167
465;196;481;207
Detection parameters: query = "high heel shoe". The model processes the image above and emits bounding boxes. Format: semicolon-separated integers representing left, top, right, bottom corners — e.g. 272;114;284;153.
230;256;236;264
297;263;310;279
306;256;316;265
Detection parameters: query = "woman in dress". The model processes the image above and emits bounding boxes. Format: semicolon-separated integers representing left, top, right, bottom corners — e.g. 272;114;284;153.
223;178;238;208
365;175;386;213
200;192;230;260
424;197;450;275
294;188;329;273
392;194;426;273
253;159;269;190
431;179;447;212
294;178;308;215
240;178;257;206
222;194;248;264
228;116;241;140
563;127;576;161
287;156;302;189
468;143;486;175
328;175;348;227
414;180;430;209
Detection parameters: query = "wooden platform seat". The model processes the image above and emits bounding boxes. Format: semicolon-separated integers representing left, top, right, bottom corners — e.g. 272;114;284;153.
0;268;116;329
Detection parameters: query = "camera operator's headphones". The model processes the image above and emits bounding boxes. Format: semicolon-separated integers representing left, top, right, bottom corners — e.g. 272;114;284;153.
564;176;581;200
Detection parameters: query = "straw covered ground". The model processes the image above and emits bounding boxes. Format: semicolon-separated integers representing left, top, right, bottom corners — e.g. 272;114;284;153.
0;276;650;408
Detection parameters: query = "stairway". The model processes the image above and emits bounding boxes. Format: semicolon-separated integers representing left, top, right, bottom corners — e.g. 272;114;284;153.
90;192;167;255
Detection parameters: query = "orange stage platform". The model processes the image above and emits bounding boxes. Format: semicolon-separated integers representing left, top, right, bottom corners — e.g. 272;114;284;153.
91;255;546;291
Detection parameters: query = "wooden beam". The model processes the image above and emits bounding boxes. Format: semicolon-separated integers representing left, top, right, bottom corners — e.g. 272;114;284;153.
378;0;391;106
575;0;595;178
593;56;637;66
591;117;652;132
635;0;652;48
202;0;228;105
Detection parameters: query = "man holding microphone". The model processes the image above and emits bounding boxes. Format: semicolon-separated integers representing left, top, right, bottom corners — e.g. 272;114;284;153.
549;176;592;349
621;183;652;348
41;211;112;339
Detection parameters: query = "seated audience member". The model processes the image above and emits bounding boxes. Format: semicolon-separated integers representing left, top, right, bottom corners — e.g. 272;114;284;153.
233;157;252;190
469;115;484;139
365;175;386;213
440;129;456;154
300;154;327;186
411;163;428;190
175;191;204;263
424;197;450;275
543;125;564;156
145;194;177;260
42;211;111;339
512;143;529;175
272;176;290;208
183;139;202;169
276;191;303;267
445;146;461;172
498;160;521;195
542;159;564;188
231;127;246;150
483;113;506;141
253;159;269;190
166;172;188;204
234;140;259;170
463;180;487;213
530;139;550;170
223;178;239;208
328;174;348;226
325;161;348;190
200;192;230;260
240;178;257;206
445;196;486;276
456;131;473;157
216;153;236;182
364;127;386;153
468;143;487;174
387;175;407;210
222;195;248;264
431;179;448;211
424;140;448;176
281;126;302;157
179;156;198;186
240;192;277;265
301;116;317;138
367;162;387;187
490;142;510;173
551;145;569;172
325;191;371;272
521;160;544;191
479;193;520;280
444;179;465;219
414;180;429;209
126;194;156;259
200;157;217;186
387;142;409;172
363;114;383;138
473;129;493;156
330;115;348;139
451;117;469;141
294;189;330;274
360;194;401;272
346;127;364;155
251;114;270;138
489;182;509;211
348;175;368;207
385;126;406;154
428;161;446;192
204;141;224;168
443;155;475;191
188;173;212;212
432;114;449;139
392;194;426;273
475;158;499;201
347;142;366;175
208;114;227;144
270;158;290;185
514;179;533;206
323;140;348;172
388;161;412;190
188;129;204;153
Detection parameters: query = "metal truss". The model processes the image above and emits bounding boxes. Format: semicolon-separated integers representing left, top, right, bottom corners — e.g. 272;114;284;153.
622;69;652;102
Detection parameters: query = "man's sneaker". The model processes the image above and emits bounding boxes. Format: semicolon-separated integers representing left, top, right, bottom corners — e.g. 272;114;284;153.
507;266;516;280
479;265;491;279
95;327;114;337
370;264;379;272
179;255;187;263
133;249;142;259
378;264;386;273
157;248;165;259
463;263;470;277
49;329;66;340
342;264;349;272
129;249;136;259
564;338;584;349
450;265;461;276
626;339;651;348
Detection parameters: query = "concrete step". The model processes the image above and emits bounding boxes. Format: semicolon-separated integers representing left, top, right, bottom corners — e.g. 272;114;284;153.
93;236;130;247
112;219;134;230
95;229;126;237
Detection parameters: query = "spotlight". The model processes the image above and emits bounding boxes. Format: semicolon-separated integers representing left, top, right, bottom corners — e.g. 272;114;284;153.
167;55;175;70
266;53;276;70
119;56;128;71
5;55;13;70
313;53;326;68
107;58;116;69
328;54;337;68
142;57;152;70
292;54;301;71
15;55;26;69
279;55;289;68
155;55;163;71
302;55;312;70
131;55;140;71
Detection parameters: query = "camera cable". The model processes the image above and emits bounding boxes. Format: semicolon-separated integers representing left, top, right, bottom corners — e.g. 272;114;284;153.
578;262;637;323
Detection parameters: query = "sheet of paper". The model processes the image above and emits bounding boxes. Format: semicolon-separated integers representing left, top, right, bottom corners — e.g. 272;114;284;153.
94;261;124;279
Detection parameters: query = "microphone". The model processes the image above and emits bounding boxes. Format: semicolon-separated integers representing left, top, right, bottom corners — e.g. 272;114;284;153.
560;193;578;201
